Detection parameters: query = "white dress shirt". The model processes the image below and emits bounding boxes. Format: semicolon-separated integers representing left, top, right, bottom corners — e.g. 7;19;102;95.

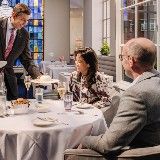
6;17;17;49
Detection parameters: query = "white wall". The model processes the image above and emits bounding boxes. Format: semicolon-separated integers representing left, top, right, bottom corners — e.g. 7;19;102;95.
83;0;103;54
70;8;83;54
83;0;92;48
44;0;70;61
92;0;103;54
70;15;83;54
110;0;116;56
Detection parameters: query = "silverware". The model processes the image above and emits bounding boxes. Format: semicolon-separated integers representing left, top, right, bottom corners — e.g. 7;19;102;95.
71;109;84;114
37;117;55;122
37;117;69;125
72;102;85;106
0;113;10;118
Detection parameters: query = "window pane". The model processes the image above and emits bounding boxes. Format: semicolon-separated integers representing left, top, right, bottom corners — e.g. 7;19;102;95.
122;7;135;44
122;0;135;7
107;19;110;37
138;0;157;5
137;1;157;43
107;1;110;19
103;1;107;19
103;20;107;37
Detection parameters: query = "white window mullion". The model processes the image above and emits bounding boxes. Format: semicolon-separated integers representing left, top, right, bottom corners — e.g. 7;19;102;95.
116;0;122;82
157;0;160;71
121;0;153;10
135;0;138;38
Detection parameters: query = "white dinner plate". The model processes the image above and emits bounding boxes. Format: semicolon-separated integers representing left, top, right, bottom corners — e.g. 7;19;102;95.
76;103;94;109
0;61;7;68
31;79;59;84
33;118;57;127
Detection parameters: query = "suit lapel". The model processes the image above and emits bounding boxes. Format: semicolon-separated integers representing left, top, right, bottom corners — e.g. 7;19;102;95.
0;18;7;57
16;29;22;38
10;29;22;51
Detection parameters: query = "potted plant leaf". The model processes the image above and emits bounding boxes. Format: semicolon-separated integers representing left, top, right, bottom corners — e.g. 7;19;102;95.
100;41;110;56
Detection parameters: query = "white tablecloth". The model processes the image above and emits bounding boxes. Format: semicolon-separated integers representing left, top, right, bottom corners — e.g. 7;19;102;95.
0;100;106;160
58;72;71;83
47;65;75;79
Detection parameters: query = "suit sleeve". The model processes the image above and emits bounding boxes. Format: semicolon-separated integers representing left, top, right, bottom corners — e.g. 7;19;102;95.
19;31;41;79
81;89;147;154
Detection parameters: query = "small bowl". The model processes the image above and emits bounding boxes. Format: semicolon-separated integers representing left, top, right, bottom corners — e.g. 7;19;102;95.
12;107;29;115
11;99;30;114
11;99;30;108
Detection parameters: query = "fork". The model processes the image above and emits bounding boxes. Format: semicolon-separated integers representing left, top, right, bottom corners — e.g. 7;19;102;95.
37;117;69;125
71;109;84;114
37;117;55;122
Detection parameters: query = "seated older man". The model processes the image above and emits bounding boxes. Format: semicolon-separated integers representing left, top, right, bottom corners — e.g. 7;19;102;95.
66;38;160;158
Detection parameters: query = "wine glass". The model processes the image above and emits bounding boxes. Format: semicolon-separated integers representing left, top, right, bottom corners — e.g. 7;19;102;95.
57;82;66;100
24;75;31;99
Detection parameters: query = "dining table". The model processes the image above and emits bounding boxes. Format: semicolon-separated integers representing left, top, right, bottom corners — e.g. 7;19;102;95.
47;65;75;79
0;99;107;160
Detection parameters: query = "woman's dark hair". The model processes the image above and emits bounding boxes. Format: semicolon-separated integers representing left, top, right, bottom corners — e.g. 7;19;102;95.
74;47;99;88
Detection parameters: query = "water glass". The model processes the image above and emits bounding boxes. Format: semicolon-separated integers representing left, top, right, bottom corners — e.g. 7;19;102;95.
63;91;73;111
57;82;66;100
35;88;43;103
0;94;6;115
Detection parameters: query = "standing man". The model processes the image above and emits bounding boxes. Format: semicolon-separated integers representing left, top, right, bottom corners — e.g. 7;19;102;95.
0;3;41;100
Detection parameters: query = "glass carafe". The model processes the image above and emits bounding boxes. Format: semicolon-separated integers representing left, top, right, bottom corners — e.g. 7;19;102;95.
0;72;6;115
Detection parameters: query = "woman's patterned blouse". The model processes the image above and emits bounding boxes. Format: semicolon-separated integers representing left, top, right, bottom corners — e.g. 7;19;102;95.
69;71;113;110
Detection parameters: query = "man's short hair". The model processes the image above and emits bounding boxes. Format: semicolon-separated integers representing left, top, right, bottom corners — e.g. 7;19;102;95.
13;3;31;16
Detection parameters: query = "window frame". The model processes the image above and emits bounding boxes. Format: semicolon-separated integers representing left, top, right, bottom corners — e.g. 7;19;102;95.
116;0;160;82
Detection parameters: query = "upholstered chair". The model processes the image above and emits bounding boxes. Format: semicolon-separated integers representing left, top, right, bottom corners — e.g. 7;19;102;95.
64;145;160;160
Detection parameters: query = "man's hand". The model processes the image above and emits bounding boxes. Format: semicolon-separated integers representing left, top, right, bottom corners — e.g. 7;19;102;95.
77;143;87;149
77;143;82;149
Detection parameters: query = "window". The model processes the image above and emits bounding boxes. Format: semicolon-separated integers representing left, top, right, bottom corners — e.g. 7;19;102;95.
8;0;44;66
102;0;110;46
116;0;160;82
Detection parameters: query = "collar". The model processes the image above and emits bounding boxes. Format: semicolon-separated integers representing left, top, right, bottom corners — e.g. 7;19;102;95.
7;17;17;31
130;75;141;87
131;69;160;87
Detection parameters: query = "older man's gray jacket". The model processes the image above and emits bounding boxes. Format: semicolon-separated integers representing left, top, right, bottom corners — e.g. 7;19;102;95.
82;69;160;154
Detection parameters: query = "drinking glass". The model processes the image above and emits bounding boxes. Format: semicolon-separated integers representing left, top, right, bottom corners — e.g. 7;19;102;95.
62;61;67;67
57;82;66;100
0;72;6;115
35;88;44;103
0;89;6;116
63;91;73;111
24;75;31;98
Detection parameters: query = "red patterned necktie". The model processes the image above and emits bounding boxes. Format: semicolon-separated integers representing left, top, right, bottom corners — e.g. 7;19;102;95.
4;28;15;60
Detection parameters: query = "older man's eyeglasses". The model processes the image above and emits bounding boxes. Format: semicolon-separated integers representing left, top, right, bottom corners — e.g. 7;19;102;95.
119;54;130;61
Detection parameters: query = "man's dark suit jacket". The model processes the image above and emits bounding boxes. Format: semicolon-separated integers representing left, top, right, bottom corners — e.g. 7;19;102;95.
0;17;41;100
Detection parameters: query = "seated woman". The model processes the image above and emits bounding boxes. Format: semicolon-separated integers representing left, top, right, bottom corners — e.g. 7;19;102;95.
69;47;113;112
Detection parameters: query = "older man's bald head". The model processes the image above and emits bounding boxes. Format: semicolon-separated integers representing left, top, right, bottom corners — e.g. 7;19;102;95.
123;38;156;70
